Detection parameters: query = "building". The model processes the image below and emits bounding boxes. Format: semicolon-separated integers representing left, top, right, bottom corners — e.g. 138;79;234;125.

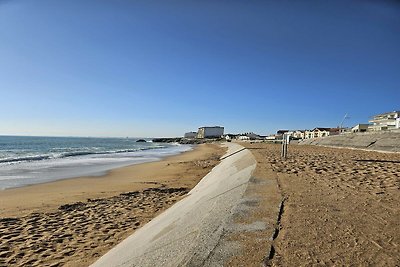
223;134;237;141
314;128;331;138
340;127;352;134
305;128;340;139
319;127;340;137
351;124;370;133
277;130;289;135
245;132;261;140
368;111;400;131
184;132;197;138
237;135;250;140
197;126;224;139
275;130;289;140
292;130;306;139
235;132;261;140
275;130;304;140
304;130;313;139
265;135;277;140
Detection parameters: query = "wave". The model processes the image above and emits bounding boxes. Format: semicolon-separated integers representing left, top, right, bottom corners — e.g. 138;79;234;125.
0;145;168;164
0;155;51;164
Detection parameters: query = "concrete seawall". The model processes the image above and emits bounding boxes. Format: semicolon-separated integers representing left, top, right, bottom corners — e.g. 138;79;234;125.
91;143;257;267
298;130;400;152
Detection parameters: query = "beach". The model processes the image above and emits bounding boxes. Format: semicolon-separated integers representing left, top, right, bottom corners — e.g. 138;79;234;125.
240;142;400;266
91;141;400;266
0;143;225;266
1;141;399;266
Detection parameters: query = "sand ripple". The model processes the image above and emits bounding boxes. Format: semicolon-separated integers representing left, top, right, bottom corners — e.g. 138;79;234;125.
0;187;188;267
244;143;400;266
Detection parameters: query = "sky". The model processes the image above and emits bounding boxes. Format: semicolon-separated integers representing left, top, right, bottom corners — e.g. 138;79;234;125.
0;0;399;137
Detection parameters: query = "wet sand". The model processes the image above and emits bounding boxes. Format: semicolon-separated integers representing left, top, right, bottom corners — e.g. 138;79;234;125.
0;143;225;267
241;142;400;266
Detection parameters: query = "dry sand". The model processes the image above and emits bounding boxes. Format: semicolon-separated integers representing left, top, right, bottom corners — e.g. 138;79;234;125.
2;141;398;266
241;142;400;266
0;143;225;267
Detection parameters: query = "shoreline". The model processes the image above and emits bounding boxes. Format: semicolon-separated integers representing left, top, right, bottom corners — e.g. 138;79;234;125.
0;142;193;191
0;143;226;267
0;143;223;218
0;144;193;192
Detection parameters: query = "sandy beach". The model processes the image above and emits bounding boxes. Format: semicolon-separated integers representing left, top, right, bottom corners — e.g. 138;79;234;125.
1;141;399;266
0;143;225;267
240;142;400;266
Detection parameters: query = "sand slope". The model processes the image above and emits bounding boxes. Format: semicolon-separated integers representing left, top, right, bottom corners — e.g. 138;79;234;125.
299;130;400;152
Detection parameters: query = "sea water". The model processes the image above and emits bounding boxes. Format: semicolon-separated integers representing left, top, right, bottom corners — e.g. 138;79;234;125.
0;136;191;190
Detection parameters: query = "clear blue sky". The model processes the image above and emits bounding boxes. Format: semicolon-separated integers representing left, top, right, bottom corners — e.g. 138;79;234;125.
1;0;399;137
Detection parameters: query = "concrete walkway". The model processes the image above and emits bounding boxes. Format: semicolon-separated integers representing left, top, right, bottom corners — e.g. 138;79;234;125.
91;143;256;267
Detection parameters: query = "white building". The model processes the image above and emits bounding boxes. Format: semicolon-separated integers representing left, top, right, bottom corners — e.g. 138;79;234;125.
241;132;261;140
292;130;306;139
197;126;224;139
351;124;370;133
237;135;250;140
305;128;340;139
265;135;277;140
304;130;313;139
368;111;400;131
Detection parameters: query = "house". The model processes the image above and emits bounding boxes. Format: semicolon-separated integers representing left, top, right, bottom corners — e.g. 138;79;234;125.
277;130;289;135
197;126;224;139
306;128;340;139
351;124;370;133
236;132;257;140
314;128;340;137
265;135;277;140
292;130;306;139
368;111;400;131
238;135;250;140
304;130;313;139
340;127;352;134
223;134;237;141
245;132;262;140
274;130;289;140
184;132;197;138
314;128;331;138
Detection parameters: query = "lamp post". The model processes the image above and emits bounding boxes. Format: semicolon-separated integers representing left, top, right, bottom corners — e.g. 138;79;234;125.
339;113;350;133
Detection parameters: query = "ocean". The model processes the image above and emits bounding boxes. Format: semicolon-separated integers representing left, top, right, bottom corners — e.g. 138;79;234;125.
0;136;191;190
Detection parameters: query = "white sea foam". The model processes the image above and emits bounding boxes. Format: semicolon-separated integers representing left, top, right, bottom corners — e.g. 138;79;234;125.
0;143;192;190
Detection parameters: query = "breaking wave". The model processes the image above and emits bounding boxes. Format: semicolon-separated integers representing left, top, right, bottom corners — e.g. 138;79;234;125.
0;146;167;165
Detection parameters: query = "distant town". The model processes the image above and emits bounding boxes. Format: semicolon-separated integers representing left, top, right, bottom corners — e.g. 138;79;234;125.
184;110;400;141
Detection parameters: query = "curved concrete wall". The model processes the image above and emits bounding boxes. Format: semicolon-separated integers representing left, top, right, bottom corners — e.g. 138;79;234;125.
91;143;256;267
298;131;400;152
